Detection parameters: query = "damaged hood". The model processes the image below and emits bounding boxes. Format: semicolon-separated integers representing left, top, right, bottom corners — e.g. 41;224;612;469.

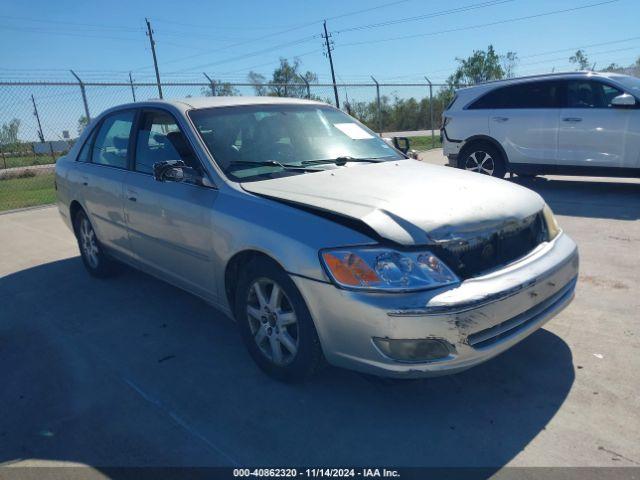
241;160;545;245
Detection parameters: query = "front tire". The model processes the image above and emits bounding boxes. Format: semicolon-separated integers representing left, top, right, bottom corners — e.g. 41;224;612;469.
459;142;506;178
74;209;117;278
235;257;323;382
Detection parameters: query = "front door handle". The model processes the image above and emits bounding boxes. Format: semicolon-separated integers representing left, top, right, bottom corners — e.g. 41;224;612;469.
562;117;583;122
492;116;509;122
126;189;138;202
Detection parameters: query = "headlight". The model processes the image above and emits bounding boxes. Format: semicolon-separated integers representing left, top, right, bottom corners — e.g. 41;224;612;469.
320;247;459;292
542;204;561;240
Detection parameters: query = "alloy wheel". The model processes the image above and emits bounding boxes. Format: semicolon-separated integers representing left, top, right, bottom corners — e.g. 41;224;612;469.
79;217;99;269
464;150;495;175
246;278;299;366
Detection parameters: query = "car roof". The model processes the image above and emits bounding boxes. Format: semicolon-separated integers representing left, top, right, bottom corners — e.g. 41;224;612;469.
456;71;633;92
117;95;327;111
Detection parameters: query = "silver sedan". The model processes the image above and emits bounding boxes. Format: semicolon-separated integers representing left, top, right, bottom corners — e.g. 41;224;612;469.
55;96;578;382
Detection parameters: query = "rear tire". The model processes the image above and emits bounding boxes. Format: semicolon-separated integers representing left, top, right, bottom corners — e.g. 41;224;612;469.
234;257;323;382
459;142;506;179
73;209;117;278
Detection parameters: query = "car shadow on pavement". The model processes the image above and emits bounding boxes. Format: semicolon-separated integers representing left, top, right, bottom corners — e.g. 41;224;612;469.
1;256;575;470
511;176;640;221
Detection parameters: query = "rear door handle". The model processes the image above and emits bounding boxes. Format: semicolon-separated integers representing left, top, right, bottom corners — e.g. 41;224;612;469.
81;175;89;186
492;116;509;122
562;117;583;122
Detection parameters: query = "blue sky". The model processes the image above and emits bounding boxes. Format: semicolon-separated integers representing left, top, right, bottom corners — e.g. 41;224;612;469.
1;0;639;84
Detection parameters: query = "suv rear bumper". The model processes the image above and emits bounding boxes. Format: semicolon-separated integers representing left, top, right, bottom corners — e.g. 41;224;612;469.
442;127;463;158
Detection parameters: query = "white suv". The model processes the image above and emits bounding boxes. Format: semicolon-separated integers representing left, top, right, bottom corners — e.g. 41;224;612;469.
442;71;640;178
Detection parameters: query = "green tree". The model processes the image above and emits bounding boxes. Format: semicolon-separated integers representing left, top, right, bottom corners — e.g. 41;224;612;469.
247;71;268;96
200;80;239;97
501;51;519;78
603;63;623;73
77;115;89;135
248;58;317;98
447;45;504;88
569;49;590;70
0;118;21;146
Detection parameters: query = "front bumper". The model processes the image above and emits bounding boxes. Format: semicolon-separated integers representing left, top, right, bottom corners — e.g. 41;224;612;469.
293;232;578;378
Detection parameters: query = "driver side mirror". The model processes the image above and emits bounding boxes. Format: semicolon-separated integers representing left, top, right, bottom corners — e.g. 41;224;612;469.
392;136;411;154
153;160;214;187
611;93;636;107
153;160;186;182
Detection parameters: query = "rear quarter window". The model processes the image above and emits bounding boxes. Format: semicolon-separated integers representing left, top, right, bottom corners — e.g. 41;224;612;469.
76;129;96;162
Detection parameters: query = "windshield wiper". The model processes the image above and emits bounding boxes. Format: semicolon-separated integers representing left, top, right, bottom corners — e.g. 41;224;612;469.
301;156;391;166
228;160;320;172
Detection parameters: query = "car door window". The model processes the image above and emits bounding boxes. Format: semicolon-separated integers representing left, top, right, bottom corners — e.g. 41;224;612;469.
566;81;623;108
91;111;135;168
134;110;199;175
470;81;562;109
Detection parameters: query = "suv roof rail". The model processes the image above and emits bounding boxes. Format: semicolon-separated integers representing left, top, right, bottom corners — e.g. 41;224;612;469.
456;71;608;90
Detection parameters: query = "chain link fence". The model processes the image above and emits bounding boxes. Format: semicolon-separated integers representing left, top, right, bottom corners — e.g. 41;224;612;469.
0;79;453;212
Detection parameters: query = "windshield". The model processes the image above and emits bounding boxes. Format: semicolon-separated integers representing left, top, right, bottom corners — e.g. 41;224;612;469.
613;75;640;96
188;104;403;182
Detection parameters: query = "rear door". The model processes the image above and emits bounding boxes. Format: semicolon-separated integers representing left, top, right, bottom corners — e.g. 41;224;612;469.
476;80;562;165
558;79;629;167
123;108;219;300
78;110;135;255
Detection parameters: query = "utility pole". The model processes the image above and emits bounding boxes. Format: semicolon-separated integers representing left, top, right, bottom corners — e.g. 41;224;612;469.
31;94;45;143
145;18;163;99
322;20;339;108
129;71;137;102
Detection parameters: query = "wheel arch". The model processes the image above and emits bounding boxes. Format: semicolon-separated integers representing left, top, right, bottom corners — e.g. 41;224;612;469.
460;135;510;167
69;200;85;236
224;249;288;316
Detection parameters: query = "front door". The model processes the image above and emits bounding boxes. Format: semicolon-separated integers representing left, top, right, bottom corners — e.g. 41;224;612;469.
123;109;219;300
558;79;629;168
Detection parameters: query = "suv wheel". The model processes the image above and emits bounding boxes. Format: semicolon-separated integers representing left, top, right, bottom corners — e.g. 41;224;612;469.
74;209;117;278
459;142;506;178
235;257;323;382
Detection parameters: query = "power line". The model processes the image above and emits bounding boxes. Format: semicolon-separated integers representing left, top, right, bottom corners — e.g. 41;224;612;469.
337;0;621;48
381;35;640;81
133;0;411;72
0;23;143;42
0;14;139;31
167;36;319;74
519;36;640;59
335;0;515;33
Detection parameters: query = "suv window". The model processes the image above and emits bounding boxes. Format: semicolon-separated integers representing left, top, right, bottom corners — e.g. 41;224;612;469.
469;81;562;109
135;110;199;174
566;80;623;108
91;111;135;168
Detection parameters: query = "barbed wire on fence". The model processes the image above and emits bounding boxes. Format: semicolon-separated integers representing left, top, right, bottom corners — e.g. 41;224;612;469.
0;78;457;212
0;79;455;163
